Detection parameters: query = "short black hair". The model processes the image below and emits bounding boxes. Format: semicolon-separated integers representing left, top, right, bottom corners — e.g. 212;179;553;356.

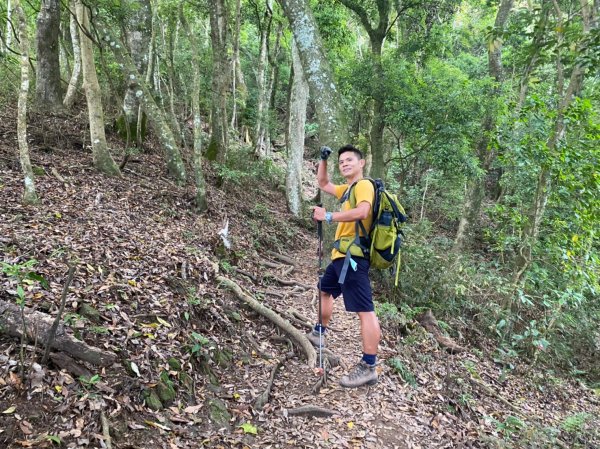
338;144;363;159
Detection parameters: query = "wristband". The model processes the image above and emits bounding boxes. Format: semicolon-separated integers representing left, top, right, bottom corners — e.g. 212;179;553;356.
325;212;333;224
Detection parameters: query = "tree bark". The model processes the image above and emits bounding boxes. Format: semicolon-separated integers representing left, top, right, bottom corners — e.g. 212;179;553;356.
3;0;12;54
104;32;187;185
122;0;152;146
14;0;38;205
217;275;317;368
231;0;248;130
454;0;513;251
279;0;350;261
254;0;273;158
338;0;391;180
181;9;208;212
63;2;81;109
76;1;121;176
206;0;230;163
0;299;117;366
285;38;308;217
513;0;597;284
35;0;63;112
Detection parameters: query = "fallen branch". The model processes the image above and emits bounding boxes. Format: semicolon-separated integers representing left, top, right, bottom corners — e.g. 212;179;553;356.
254;358;283;410
217;276;316;367
51;167;67;184
285;405;336;418
417;309;465;354
0;299;117;367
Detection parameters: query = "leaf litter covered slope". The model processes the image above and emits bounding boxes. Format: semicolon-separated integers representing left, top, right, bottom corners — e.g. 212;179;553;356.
1;124;600;448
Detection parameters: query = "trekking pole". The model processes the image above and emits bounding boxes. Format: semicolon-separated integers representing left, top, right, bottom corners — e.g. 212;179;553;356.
316;203;324;372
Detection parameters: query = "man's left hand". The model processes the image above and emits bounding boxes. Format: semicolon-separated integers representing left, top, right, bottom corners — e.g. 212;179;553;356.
312;206;326;222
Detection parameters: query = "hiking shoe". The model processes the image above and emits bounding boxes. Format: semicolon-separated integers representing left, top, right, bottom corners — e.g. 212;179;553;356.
306;330;326;348
339;361;378;388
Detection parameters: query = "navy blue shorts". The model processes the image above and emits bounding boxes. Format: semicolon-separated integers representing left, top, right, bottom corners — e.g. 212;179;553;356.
318;258;373;312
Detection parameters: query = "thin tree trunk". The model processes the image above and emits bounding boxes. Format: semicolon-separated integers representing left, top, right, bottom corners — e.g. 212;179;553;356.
63;2;81;109
279;0;350;262
76;1;121;176
338;0;390;179
122;0;151;146
513;0;595;284
206;0;230;163
254;0;273;158
14;0;38;204
231;0;247;130
36;0;63;112
4;0;12;53
454;0;513;251
181;9;208;212
285;39;308;216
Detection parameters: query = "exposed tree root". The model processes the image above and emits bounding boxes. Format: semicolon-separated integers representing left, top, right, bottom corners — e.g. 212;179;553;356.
100;411;112;449
0;299;117;366
417;309;466;354
254;358;284;410
265;251;297;267
217;276;317;367
285;405;336;417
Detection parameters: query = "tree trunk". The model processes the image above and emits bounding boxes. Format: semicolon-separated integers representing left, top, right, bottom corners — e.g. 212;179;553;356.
76;1;121;176
231;0;248;130
122;0;152;146
181;9;208;212
206;0;230;163
454;0;513;251
14;0;38;204
279;0;350;261
512;0;596;284
254;0;273;158
35;0;63;112
63;2;81;109
3;0;12;54
338;0;390;180
285;39;309;217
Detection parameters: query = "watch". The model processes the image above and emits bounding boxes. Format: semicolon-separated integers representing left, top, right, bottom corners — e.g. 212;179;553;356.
325;212;333;224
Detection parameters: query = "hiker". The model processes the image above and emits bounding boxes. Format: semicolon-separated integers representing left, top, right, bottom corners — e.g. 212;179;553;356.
310;144;381;388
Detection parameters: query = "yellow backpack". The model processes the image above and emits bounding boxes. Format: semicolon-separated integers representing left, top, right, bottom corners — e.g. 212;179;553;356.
335;178;407;286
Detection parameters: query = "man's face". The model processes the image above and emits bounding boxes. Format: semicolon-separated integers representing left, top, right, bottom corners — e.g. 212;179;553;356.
338;151;365;178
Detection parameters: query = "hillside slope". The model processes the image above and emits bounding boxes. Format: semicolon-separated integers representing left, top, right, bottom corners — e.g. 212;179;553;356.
1;112;599;448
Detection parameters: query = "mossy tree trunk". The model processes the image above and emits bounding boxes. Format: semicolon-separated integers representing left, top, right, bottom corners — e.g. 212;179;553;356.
181;8;208;212
285;39;308;217
35;0;63;112
513;0;596;285
454;0;513;252
97;22;187;185
76;1;121;176
206;0;230;163
254;0;273;158
14;0;38;204
279;0;350;261
338;0;391;180
121;0;152;147
63;2;81;109
231;0;248;131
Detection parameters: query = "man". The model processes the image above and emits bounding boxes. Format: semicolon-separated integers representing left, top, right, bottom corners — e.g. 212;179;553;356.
310;144;381;388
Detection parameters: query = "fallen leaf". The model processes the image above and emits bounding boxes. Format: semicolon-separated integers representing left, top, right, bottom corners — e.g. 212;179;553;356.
130;361;141;377
239;422;258;435
347;421;354;430
2;406;16;414
183;404;203;414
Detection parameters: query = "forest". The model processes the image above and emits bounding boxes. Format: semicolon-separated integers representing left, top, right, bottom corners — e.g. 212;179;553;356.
0;0;598;447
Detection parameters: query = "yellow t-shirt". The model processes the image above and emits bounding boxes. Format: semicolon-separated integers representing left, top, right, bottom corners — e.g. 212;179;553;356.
331;179;375;260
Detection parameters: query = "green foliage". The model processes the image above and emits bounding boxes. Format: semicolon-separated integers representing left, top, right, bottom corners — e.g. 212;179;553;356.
387;358;417;387
1;259;49;307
